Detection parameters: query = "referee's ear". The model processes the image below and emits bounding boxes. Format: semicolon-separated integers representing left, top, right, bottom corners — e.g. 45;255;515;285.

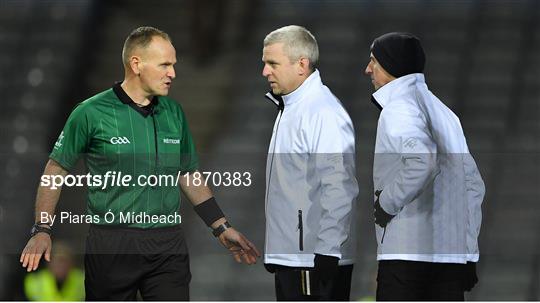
128;55;142;76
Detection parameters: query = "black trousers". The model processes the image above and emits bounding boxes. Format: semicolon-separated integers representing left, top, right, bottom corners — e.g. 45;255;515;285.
84;224;191;301
271;264;353;301
376;260;468;301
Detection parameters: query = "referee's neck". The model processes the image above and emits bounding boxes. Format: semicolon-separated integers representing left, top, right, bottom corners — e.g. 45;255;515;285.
120;80;152;107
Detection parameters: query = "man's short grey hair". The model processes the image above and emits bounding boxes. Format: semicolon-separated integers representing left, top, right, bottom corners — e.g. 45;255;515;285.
122;26;171;67
264;25;319;70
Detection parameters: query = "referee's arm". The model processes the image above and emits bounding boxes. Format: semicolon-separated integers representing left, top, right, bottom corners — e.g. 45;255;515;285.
177;172;221;226
20;159;68;272
178;171;261;264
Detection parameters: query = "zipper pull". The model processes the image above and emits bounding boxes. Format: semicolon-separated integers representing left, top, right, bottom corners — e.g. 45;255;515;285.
381;226;387;244
298;210;304;251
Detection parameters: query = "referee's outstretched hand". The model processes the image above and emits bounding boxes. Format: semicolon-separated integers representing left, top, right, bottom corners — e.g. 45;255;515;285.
20;233;52;272
218;228;261;265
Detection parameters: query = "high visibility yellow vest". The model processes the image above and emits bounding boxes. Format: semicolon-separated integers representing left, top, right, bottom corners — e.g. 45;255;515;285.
24;268;85;301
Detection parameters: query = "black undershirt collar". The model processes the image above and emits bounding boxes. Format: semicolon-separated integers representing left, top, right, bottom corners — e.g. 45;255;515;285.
265;91;284;112
371;96;383;111
113;82;159;118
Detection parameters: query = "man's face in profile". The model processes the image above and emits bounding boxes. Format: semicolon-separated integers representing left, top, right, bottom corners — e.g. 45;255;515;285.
138;36;177;96
365;53;394;91
262;42;303;95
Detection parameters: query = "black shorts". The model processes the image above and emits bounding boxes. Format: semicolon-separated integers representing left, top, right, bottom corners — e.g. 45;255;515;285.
84;224;191;301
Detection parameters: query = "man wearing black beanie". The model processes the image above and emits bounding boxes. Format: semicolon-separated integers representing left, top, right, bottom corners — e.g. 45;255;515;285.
371;32;425;79
365;32;485;301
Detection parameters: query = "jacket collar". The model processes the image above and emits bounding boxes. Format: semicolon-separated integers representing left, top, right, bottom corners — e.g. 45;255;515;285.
372;73;425;110
265;92;284;111
265;69;321;111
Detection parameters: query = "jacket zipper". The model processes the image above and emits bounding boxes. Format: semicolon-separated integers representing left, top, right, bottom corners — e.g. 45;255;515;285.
381;226;387;244
264;100;284;215
298;209;304;251
264;93;288;252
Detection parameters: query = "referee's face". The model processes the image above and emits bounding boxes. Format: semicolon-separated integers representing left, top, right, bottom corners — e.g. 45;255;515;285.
139;36;177;96
365;53;394;91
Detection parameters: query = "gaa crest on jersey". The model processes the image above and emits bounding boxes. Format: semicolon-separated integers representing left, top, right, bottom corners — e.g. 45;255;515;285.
110;136;131;144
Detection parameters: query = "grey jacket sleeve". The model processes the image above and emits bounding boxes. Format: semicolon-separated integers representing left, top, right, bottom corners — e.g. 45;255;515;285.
309;109;359;258
463;152;485;258
378;108;439;215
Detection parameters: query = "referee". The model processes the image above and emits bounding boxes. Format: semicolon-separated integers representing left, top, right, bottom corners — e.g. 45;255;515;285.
20;26;260;300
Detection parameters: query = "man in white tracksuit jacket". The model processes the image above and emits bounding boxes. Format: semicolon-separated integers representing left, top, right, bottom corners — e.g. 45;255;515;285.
365;32;485;301
261;25;358;300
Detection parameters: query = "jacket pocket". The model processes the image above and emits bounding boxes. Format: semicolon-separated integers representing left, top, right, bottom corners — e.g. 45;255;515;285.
298;210;304;251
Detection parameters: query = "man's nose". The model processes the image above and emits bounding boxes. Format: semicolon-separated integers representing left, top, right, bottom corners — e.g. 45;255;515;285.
365;64;372;75
262;64;271;77
168;66;176;79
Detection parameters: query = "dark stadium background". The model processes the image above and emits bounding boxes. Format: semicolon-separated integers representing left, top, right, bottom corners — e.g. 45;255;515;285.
1;0;539;300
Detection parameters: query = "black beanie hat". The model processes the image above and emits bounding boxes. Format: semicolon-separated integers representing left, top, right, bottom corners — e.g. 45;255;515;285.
370;32;425;78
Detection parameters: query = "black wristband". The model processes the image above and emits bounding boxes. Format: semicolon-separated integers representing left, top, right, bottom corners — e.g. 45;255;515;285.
193;197;225;227
212;222;231;237
30;223;52;238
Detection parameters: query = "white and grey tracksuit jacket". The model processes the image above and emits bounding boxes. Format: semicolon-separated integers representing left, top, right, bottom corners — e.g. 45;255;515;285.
264;70;359;267
372;73;485;264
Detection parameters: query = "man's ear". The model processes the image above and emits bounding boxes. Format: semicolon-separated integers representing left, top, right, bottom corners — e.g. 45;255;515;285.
297;57;311;76
129;56;142;76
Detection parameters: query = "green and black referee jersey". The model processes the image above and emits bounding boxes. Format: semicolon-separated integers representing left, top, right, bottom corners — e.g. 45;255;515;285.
50;83;199;228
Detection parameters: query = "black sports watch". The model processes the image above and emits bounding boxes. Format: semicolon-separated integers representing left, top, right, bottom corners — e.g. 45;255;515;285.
212;222;231;237
30;223;52;238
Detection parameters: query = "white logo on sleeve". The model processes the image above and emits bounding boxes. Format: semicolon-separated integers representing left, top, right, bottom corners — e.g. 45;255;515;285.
54;131;65;149
110;137;131;144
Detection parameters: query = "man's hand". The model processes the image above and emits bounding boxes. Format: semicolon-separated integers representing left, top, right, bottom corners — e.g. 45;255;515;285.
314;254;339;281
314;254;339;299
20;233;52;272
374;190;395;228
21;159;66;272
218;228;260;265
463;262;478;291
